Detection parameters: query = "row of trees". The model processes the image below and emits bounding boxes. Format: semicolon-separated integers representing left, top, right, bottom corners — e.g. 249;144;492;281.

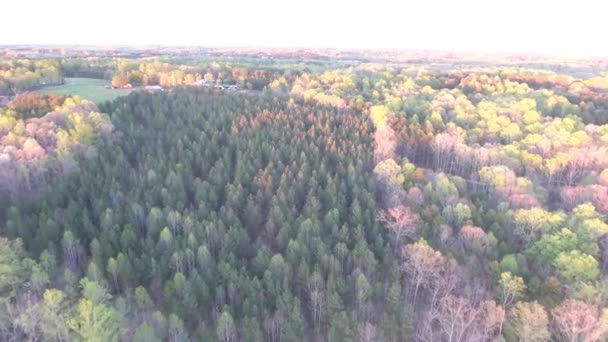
0;60;63;95
109;59;291;90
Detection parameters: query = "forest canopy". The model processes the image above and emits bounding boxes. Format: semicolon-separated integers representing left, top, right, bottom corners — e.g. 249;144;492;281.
1;48;608;341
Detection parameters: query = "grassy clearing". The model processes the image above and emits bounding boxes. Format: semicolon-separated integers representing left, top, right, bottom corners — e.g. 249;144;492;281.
37;78;134;103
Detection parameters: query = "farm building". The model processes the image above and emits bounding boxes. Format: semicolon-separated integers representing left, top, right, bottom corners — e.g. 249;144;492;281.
145;85;164;92
212;85;239;90
111;83;132;89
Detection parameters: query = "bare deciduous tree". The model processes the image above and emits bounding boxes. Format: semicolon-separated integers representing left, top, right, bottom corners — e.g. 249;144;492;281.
307;272;325;332
475;300;505;341
377;205;418;246
435;295;479;342
373;124;398;162
420;295;504;342
358;321;377;342
401;241;445;302
551;299;608;342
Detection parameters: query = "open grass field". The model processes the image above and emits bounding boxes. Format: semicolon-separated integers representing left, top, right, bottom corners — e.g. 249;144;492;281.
37;77;134;103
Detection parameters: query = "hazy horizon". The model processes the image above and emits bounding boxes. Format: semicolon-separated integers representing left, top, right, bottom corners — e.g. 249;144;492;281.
2;0;607;58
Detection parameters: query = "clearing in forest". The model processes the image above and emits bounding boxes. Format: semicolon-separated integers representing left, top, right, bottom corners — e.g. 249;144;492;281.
36;77;134;103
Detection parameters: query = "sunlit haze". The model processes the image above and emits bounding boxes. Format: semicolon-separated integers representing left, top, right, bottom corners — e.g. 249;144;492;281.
2;0;607;57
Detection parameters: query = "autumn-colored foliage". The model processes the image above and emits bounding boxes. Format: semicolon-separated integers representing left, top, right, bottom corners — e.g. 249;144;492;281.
1;48;608;341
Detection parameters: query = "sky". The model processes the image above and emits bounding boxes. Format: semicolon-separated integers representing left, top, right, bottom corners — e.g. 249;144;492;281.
1;0;606;57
